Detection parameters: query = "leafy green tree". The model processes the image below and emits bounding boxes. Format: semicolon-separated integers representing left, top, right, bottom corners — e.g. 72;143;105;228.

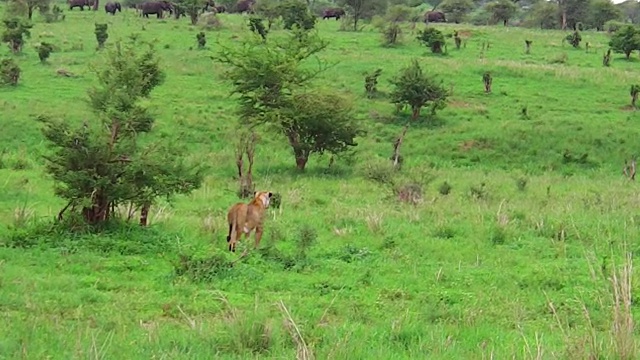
0;58;20;86
24;0;50;19
588;0;620;30
254;0;281;29
278;0;316;30
339;0;388;31
416;27;445;54
485;0;517;26
175;0;204;25
609;25;640;58
38;39;204;226
389;59;449;120
440;0;474;24
215;30;361;170
1;17;32;53
618;0;640;24
524;1;559;29
278;92;363;170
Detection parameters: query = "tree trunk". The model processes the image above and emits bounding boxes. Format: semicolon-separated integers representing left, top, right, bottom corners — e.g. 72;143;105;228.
411;106;421;121
626;51;631;59
140;203;150;226
295;156;308;170
28;7;34;20
561;10;567;30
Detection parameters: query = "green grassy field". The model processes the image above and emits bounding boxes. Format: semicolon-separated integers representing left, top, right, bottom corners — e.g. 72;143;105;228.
1;4;639;359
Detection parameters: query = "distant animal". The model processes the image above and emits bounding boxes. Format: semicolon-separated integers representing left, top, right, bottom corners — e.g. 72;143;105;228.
226;191;273;253
234;0;255;14
322;7;345;20
138;0;173;18
69;0;92;10
424;10;446;23
104;1;121;14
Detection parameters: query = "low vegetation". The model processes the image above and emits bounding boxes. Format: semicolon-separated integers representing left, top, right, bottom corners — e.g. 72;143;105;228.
0;0;639;358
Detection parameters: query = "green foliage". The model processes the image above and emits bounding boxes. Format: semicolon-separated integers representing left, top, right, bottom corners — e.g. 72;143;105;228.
485;0;517;26
279;91;364;170
384;4;417;22
630;84;640;107
589;0;621;30
365;68;383;98
522;1;559;29
339;0;388;31
1;17;32;53
196;31;206;48
604;20;628;33
0;58;20;86
40;4;65;23
439;0;474;24
277;0;316;31
416;27;445;54
389;59;449;120
248;16;268;40
39;39;204;226
215;30;329;125
175;0;202;25
254;0;281;29
609;25;640;59
94;23;108;49
566;30;582;48
36;42;53;62
381;22;402;46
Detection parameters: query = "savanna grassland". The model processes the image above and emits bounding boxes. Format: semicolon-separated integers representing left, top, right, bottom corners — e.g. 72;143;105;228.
1;4;640;359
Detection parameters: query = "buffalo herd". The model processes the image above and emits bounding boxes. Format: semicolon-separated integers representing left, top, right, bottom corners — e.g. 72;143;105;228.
68;0;451;25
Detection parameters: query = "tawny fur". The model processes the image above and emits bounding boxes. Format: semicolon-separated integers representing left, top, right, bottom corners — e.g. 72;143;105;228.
226;191;272;252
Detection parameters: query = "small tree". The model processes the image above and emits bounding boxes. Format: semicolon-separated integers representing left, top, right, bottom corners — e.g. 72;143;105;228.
248;16;268;41
95;23;108;49
279;92;363;170
525;40;532;54
278;0;316;31
416;27;445;54
454;31;462;49
175;0;202;25
485;0;516;26
37;42;54;62
609;25;640;59
483;71;492;93
389;59;449;121
2;18;33;54
39;39;204;226
440;0;474;24
565;30;581;48
216;30;359;171
234;129;259;198
365;68;383;98
603;48;612;66
0;58;21;86
339;0;387;32
254;0;281;30
25;0;51;20
631;84;640;108
196;32;206;49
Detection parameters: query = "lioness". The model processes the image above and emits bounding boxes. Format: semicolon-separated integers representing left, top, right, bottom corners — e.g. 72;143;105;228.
226;191;273;253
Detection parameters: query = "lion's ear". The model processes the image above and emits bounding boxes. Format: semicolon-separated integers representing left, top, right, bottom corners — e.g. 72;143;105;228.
268;192;273;197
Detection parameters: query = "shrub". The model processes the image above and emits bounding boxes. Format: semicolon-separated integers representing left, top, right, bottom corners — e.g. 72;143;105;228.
37;42;54;62
0;58;20;86
417;27;445;54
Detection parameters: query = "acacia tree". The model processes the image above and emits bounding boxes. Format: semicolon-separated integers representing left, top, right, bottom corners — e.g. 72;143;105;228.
439;0;474;24
485;0;517;26
389;59;449;121
39;39;204;227
609;25;640;59
339;0;387;31
215;29;362;170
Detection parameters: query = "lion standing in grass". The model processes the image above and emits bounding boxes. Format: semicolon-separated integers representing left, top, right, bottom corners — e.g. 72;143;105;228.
226;191;273;253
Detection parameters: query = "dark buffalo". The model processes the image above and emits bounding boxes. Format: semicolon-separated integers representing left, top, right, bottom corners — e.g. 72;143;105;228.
138;0;173;18
424;11;446;23
234;0;255;14
322;7;345;20
69;0;89;10
105;1;121;14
